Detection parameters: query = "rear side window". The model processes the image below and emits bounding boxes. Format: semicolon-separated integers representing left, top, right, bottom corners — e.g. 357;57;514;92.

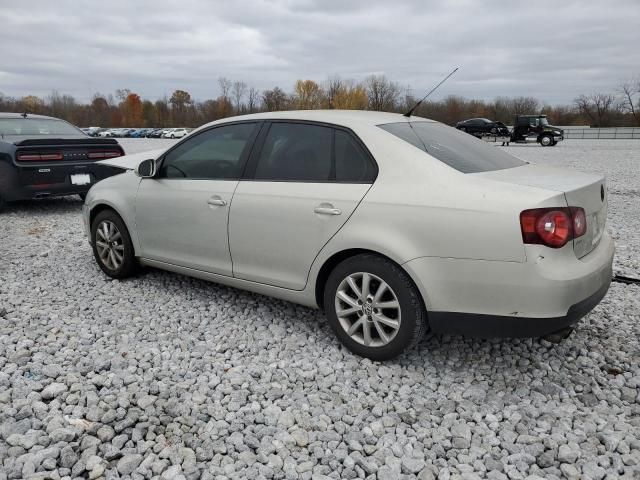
252;122;377;183
255;123;332;181
334;130;376;182
379;122;526;173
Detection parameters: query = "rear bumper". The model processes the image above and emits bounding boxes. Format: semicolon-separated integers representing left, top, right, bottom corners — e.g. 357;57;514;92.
0;162;121;201
428;277;611;337
404;232;615;338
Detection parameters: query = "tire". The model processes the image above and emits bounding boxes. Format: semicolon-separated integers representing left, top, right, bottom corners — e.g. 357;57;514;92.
170;134;175;139
540;134;553;146
91;209;137;279
323;253;427;360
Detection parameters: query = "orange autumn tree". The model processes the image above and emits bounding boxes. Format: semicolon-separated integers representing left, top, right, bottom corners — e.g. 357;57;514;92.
122;93;143;126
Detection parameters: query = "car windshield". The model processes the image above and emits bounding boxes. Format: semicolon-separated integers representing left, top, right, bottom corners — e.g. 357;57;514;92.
0;118;82;136
539;117;549;126
378;121;526;173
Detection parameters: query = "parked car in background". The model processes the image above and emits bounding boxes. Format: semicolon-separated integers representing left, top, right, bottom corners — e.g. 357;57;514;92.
511;115;564;146
456;118;510;138
98;129;116;137
130;128;152;138
0;113;124;211
164;128;191;139
147;128;165;138
83;110;613;360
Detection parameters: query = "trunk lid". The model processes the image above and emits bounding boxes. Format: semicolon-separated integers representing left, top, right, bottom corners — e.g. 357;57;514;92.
13;137;125;164
474;164;607;258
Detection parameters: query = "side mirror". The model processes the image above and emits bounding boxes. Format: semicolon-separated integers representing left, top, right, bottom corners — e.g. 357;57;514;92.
135;159;156;178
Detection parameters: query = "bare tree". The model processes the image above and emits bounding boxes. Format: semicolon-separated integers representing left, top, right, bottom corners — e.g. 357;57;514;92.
247;87;260;113
262;87;289;111
325;75;345;109
364;75;400;111
575;93;617;127
619;78;640;125
232;81;247;114
218;77;232;100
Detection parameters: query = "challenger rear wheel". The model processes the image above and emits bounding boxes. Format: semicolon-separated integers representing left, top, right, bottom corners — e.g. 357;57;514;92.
324;254;427;360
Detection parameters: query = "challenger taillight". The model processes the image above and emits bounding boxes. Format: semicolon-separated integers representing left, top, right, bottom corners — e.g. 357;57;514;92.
87;150;123;159
520;207;587;248
17;152;64;161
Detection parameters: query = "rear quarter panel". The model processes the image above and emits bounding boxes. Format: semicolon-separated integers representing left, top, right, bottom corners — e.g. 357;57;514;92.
306;125;567;299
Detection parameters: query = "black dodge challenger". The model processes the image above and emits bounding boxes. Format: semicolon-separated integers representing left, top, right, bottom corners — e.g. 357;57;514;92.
0;113;124;211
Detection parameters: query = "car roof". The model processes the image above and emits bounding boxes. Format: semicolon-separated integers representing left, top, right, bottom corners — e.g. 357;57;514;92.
0;112;60;120
206;110;435;129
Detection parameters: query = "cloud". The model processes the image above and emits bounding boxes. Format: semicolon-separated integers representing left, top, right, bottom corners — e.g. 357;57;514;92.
0;0;638;104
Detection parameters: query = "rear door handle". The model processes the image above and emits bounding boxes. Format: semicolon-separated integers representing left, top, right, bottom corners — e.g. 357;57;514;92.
314;205;342;216
207;196;227;207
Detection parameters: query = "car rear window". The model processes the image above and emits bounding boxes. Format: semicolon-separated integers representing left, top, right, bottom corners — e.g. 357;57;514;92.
0;118;82;136
378;122;526;173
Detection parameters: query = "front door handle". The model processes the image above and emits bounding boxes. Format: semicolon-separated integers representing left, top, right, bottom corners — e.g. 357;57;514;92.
314;205;342;216
207;196;227;207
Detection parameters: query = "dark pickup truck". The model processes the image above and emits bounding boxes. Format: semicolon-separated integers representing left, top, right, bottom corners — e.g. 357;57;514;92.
0;113;125;211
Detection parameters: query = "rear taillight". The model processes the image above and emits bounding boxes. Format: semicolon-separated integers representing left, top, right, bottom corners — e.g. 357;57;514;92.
87;150;123;159
520;207;586;248
17;152;63;161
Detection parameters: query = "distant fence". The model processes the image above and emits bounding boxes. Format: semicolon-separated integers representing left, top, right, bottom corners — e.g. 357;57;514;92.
563;127;640;139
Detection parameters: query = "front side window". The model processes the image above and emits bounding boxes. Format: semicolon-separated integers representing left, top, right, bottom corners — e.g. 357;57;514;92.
254;123;332;181
0;118;82;136
159;123;257;180
379;121;526;173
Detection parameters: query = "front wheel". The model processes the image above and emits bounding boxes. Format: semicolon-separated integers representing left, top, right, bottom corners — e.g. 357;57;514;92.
540;134;553;146
324;254;427;360
91;210;137;279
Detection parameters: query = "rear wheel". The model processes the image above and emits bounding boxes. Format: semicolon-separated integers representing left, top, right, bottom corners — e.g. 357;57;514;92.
91;210;137;279
540;134;553;146
324;254;427;360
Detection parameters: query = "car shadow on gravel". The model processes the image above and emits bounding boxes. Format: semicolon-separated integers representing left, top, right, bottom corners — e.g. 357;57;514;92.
1;196;83;216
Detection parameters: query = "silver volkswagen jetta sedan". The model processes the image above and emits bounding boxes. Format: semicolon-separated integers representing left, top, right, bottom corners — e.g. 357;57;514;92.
83;110;614;360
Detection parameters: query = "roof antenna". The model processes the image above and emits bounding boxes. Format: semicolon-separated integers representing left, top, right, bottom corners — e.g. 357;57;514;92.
403;67;459;117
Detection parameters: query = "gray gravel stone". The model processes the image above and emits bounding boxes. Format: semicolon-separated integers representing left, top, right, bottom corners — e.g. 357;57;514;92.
116;453;143;475
41;383;68;400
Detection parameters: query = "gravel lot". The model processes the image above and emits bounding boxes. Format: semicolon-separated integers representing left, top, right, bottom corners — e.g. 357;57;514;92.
0;139;639;480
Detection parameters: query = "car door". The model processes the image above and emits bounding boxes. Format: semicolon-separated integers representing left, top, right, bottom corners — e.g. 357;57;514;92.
135;122;260;276
228;121;377;290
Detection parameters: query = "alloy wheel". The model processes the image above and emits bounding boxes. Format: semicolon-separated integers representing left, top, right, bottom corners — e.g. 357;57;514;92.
95;220;124;270
335;272;401;347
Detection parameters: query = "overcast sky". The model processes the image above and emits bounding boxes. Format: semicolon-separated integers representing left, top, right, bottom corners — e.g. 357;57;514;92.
1;0;638;105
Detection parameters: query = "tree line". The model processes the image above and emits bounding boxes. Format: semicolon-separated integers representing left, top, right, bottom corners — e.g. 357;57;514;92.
1;75;639;128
